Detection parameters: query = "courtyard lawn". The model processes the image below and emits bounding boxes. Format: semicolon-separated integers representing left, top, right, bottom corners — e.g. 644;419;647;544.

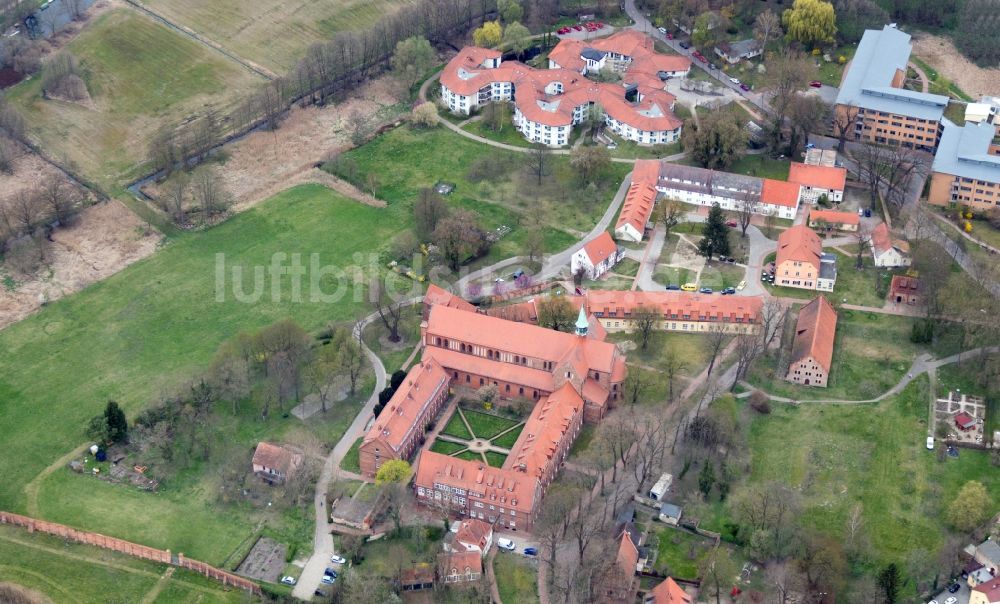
747;311;928;402
0;525;248;604
492;424;525;449
430;440;467;455
485;451;508;467
440;412;474;440
6;9;259;188
327;124;627;242
460;408;521;439
454;450;483;463
494;553;539;604
747;377;1000;593
697;262;745;289
0;184;402;561
726;154;791;181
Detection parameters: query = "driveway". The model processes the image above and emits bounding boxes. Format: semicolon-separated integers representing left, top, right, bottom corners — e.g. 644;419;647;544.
929;581;969;604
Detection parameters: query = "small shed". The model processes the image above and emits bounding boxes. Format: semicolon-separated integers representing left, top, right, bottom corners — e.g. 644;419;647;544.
659;502;683;525
955;412;977;431
649;472;673;501
400;563;435;591
251;442;304;485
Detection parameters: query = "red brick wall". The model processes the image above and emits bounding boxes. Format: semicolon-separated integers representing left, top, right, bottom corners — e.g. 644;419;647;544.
0;511;260;595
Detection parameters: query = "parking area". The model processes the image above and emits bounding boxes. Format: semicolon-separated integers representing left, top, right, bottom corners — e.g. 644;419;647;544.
495;532;539;558
928;579;970;604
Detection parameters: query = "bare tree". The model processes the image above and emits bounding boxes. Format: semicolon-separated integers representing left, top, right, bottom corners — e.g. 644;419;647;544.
732;331;764;387
413;187;448;241
163;173;188;224
854;224;872;269
340;320;366;395
855;140;887;209
704;325;728;377
656;198;683;236
631;410;669;489
736;189;759;238
9;189;39;235
369;278;404;342
623;369;649;405
524;143;551;186
0;135;20;174
347;108;371;147
631;305;660;350
660;347;688;402
830;103;859;152
192;167;231;220
40;177;76;226
752;9;782;45
759;298;786;348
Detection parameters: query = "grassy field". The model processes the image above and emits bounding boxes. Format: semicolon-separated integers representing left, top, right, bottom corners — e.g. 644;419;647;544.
748;377;1000;592
494;553;539;604
142;0;412;72
0;525;249;604
6;9;259;189
429;440;467;455
653;528;713;581
460;408;521;439
747;311;932;401
328;125;626;250
341;437;363;474
0;184;406;562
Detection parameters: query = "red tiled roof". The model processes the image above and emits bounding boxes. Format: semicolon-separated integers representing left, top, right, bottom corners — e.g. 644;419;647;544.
871;222;893;254
251;442;301;475
974;579;1000;603
955;411;976;428
632;158;661;184
454;519;492;551
582;231;618;265
789;296;838;375
616;181;657;234
776;225;823;271
425;283;477;313
789;162;847;191
438;550;482;576
423;345;556;392
809;209;860;226
889;275;921;296
760;178;802;209
414;450;540;513
362;358;449;454
585;290;763;324
616;529;640;578
648;577;692;604
507;383;584;478
425;305;620;374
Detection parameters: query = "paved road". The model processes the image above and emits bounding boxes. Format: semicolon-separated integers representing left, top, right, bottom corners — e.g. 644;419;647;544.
292;309;398;600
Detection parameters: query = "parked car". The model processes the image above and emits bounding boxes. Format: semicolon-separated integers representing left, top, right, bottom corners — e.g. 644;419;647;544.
809;80;823;88
722;287;736;295
657;27;667;34
729;77;740;84
324;569;338;578
725;220;738;227
511;269;524;279
736;280;746;291
864;209;872;217
857;207;864;216
709;63;717;70
948;583;961;593
330;555;347;564
926;436;935;450
679;42;690;49
321;575;335;585
666;284;680;290
740;83;751;91
666;32;673;39
573;24;583;30
699;287;713;294
726;257;736;263
280;576;296;585
498;538;516;551
524;547;538;556
945;598;958;604
315;590;327;597
681;283;698;292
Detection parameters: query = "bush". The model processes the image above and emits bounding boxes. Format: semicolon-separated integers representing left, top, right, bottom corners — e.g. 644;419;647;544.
466;155;512;182
748;391;771;414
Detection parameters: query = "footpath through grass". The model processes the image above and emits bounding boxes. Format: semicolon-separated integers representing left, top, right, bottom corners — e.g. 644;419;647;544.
0;184;406;561
6;9;259;188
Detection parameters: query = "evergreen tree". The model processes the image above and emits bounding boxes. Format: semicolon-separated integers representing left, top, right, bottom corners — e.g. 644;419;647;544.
877;563;902;604
104;400;128;444
698;461;715;498
698;204;731;260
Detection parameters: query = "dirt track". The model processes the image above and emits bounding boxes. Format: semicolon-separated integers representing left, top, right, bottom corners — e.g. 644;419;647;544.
912;33;1000;99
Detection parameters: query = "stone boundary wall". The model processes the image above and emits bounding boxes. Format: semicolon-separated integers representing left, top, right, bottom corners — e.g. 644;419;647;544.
0;511;261;595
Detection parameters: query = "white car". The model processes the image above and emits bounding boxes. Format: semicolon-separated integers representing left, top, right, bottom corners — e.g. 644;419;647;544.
330;554;346;564
729;77;740;84
736;280;746;291
657;27;666;34
946;598;958;604
280;576;296;585
321;575;335;585
497;538;516;551
926;436;934;450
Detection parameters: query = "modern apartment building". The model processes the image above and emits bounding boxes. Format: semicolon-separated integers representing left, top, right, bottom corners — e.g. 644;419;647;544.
834;25;948;151
928;119;1000;210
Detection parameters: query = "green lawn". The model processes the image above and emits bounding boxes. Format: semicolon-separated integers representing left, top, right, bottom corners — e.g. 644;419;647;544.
613;257;641;277
726;154;791;181
6;9;259;188
698;262;745;289
492;425;525;449
485;451;508;467
568;424;596;458
460;408;521;439
454;450;483;463
429;440;467;455
341;437;363;474
604;135;683;160
747;311;930;401
328;124;627;242
747;377;1000;594
494;553;539;604
762;251;899;308
653;265;692;287
0;184;402;562
653;528;713;581
462;107;533;148
0;525;249;604
440;411;473;440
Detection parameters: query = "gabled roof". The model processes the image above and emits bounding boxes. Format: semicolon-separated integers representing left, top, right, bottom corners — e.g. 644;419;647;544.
979;539;1000;564
870;223;896;255
615;527;640;578
715;39;760;58
425;283;477;313
789;162;847;191
251;442;301;475
776;225;823;271
809;209;859;226
760;178;802;209
438;550;482;577
955;411;977;428
647;577;692;604
932;119;1000;184
789;296;838;375
581;231;619;265
616;181;657;235
585;290;763;323
454;519;493;551
415;450;539;512
973;579;1000;604
362;358;450;454
507;383;584;479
